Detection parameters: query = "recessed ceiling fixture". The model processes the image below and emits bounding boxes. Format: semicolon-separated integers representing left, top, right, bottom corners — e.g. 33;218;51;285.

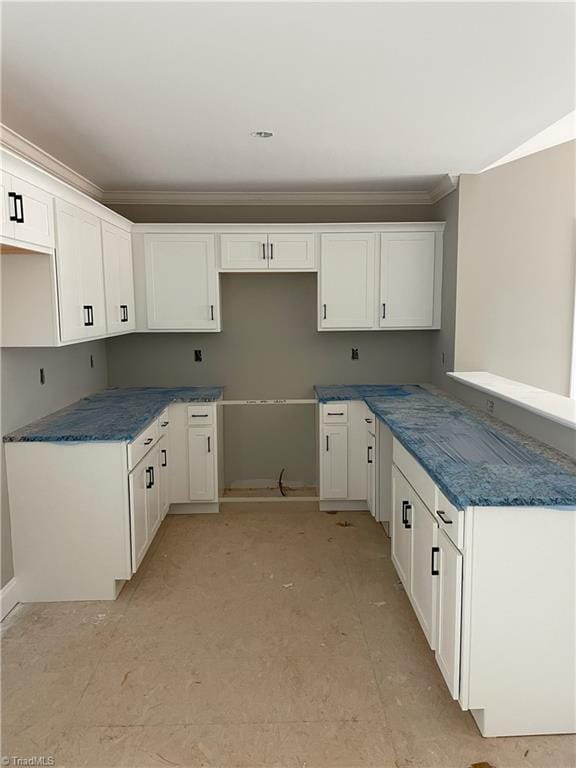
251;130;273;138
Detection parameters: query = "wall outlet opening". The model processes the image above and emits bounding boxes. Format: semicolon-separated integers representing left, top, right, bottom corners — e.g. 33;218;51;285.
194;350;203;362
351;348;359;360
486;398;495;414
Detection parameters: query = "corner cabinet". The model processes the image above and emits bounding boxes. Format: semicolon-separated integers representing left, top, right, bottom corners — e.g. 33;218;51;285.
143;234;220;331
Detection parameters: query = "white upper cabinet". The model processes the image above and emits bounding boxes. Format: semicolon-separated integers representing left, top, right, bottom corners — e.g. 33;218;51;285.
55;199;106;342
144;234;220;330
220;234;268;270
268;233;316;270
1;174;54;249
102;222;135;334
319;233;377;329
379;232;436;328
220;232;316;271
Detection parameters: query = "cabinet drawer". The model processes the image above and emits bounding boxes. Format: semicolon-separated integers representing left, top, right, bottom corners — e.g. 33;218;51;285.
128;419;160;470
321;403;348;424
393;439;436;513
435;489;464;551
188;404;214;425
158;408;170;432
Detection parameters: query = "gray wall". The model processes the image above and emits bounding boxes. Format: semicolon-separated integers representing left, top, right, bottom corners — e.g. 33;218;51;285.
1;341;108;587
107;273;436;485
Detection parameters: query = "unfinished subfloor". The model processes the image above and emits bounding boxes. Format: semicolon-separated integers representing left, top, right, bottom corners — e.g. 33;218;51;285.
2;503;575;768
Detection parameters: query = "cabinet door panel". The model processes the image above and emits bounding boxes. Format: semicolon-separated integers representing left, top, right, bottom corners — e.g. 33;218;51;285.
78;209;106;338
435;529;463;699
1;173;15;241
320;425;348;499
11;176;54;249
145;235;218;329
320;234;376;328
129;461;149;573
268;233;315;270
159;437;170;519
367;430;377;518
410;495;438;648
188;427;217;501
146;450;161;539
391;467;412;589
102;222;135;334
380;232;435;328
220;234;268;270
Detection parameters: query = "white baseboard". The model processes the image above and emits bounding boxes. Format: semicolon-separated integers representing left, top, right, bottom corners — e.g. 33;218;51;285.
227;479;309;489
319;500;369;512
1;577;20;621
168;502;220;514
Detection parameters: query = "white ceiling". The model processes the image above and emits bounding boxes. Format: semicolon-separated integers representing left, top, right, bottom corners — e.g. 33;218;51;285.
1;2;574;194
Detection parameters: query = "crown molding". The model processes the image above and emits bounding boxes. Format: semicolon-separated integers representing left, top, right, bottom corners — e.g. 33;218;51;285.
101;189;434;206
429;174;458;204
0;124;104;201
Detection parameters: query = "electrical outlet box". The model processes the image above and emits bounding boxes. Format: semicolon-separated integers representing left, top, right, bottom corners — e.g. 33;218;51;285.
194;350;203;362
486;398;495;414
351;348;359;360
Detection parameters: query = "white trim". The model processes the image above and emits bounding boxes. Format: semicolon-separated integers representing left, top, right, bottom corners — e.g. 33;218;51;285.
1;124;104;200
132;221;446;234
447;371;576;430
221;496;320;503
101;189;433;207
429;174;458;203
1;577;20;621
480;111;576;172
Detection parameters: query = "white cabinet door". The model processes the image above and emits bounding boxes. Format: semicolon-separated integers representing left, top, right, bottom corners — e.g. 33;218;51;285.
391;467;412;589
379;232;435;328
268;233;316;270
145;234;219;330
146;449;161;539
102;222;135;334
367;430;377;518
10;176;54;249
1;173;15;241
320;425;348;499
319;233;376;328
55;200;106;342
220;234;268;270
188;427;217;501
129;458;150;573
410;494;438;648
435;529;463;699
159;437;170;519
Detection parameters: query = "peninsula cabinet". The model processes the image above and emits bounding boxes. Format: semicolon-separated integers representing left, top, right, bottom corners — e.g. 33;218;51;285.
220;232;316;271
390;438;576;738
143;234;221;331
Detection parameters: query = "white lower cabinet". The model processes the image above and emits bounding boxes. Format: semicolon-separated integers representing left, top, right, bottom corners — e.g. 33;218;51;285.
320;424;348;499
435;529;462;698
391;466;413;588
159;437;170;519
129;444;161;573
410;493;438;648
188;426;217;501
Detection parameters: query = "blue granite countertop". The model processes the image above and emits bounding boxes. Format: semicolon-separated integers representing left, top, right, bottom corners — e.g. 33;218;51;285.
3;386;224;443
315;384;576;509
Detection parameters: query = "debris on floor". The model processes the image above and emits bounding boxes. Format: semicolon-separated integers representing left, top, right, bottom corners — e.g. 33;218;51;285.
282;582;294;589
336;520;353;527
469;763;497;768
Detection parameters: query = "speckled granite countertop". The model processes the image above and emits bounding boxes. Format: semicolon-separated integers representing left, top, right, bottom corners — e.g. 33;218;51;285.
3;386;224;443
315;384;576;509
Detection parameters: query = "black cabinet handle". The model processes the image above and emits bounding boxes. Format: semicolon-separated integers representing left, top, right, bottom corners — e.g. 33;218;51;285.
269;242;274;260
323;304;327;320
207;436;211;453
402;501;412;529
325;435;329;451
191;414;208;418
262;242;267;260
83;305;94;326
120;304;128;322
327;412;344;416
431;546;440;576
8;192;18;222
144;437;153;445
367;445;373;464
160;421;169;427
150;466;155;487
16;195;24;223
161;449;167;467
365;418;373;423
401;500;408;525
404;504;412;529
382;303;386;319
210;304;214;321
146;467;153;489
437;509;453;524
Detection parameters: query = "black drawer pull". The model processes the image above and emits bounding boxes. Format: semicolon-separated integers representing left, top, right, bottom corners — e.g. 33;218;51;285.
191;414;209;418
146;467;153;489
161;421;169;427
327;412;344;416
120;304;128;322
144;437;153;445
83;305;94;326
431;546;440;576
437;509;453;524
402;502;412;529
367;445;373;464
161;449;167;467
